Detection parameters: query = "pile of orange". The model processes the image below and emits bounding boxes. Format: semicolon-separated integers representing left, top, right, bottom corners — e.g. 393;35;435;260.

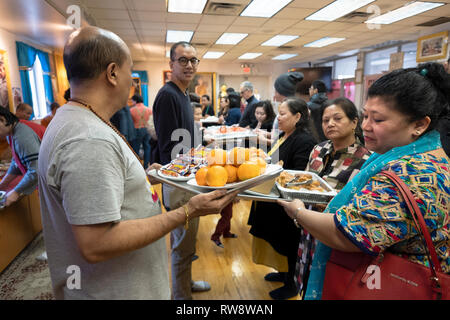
195;147;268;187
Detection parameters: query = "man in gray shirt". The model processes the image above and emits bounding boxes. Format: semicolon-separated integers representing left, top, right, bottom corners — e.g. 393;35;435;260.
38;26;236;300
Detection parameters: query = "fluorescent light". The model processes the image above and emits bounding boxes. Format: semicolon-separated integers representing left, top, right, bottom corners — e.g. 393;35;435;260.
166;50;170;58
306;0;376;21
203;51;225;59
240;0;293;18
261;35;299;46
166;30;193;43
304;37;346;48
216;33;248;45
272;54;298;60
238;53;262;60
168;0;207;14
365;1;444;24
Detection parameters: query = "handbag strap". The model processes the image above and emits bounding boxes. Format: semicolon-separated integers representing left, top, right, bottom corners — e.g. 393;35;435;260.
379;170;443;277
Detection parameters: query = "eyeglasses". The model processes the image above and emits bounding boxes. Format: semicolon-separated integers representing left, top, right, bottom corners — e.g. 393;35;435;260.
174;57;200;66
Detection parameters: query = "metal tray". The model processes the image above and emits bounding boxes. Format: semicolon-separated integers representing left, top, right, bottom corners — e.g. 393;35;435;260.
276;170;337;204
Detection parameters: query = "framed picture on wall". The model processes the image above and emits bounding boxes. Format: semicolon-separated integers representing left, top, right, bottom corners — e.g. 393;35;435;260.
0;50;14;112
416;31;448;63
188;72;217;112
163;70;172;84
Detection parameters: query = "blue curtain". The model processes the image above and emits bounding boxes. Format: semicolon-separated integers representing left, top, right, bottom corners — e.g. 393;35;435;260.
132;70;149;106
16;41;54;116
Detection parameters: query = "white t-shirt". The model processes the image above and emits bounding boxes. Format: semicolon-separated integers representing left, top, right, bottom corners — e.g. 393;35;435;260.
38;104;170;300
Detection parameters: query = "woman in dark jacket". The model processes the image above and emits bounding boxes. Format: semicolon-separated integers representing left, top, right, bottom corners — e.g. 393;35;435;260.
224;92;242;126
248;97;317;300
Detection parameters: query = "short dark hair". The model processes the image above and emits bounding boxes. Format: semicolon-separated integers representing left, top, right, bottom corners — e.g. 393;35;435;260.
64;34;127;83
254;100;276;124
228;92;241;109
312;80;327;93
191;102;202;109
131;94;143;104
226;88;235;95
64;88;71;101
283;97;310;130
170;41;193;61
368;62;450;132
202;94;210;101
0;106;19;126
16;103;32;112
50;102;60;111
189;92;200;103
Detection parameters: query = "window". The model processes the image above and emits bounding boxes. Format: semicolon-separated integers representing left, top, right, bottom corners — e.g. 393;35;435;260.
28;55;47;118
334;56;357;79
401;42;417;69
364;46;398;75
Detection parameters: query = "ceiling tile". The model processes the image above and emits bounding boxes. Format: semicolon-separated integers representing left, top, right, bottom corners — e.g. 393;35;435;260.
88;8;129;20
97;19;134;29
167;13;202;24
85;0;126;9
200;14;237;25
232;16;267;27
288;0;335;9
130;0;166;11
274;7;316;20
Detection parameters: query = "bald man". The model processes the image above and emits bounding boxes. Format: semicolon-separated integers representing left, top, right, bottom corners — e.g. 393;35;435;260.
37;26;236;300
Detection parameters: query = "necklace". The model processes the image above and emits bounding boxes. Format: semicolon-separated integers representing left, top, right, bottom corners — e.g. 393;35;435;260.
68;98;143;166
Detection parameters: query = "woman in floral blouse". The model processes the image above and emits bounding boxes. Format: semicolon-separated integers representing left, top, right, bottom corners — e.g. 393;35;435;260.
294;97;371;297
279;62;450;300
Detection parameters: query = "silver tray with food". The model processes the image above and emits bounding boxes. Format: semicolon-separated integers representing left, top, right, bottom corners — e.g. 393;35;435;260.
276;170;337;204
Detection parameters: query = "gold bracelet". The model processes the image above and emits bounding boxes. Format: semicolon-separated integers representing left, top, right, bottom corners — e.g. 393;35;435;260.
182;204;190;230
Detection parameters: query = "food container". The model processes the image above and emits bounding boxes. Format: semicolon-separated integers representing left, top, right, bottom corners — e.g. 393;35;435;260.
276;170;337;204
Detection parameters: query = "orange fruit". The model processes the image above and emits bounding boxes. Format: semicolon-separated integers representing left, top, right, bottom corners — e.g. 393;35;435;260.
237;162;261;181
249;147;267;159
228;147;250;166
224;164;238;183
207;149;227;166
195;167;208;186
249;157;267;174
206;165;228;187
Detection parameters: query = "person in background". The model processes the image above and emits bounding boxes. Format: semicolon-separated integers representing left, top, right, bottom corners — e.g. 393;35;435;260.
279;62;450;300
217;96;229;124
238;81;259;128
222;92;241;126
250;100;276;131
308;80;329;142
256;71;304;146
110;104;136;145
129;94;151;169
189;92;200;103
0;107;40;207
248;97;317;300
153;41;217;299
41;102;60;128
38;26;236;300
294;97;371;298
15;103;33;121
201;94;215;118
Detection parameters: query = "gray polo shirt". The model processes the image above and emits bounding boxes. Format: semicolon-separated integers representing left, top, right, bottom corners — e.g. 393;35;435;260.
38;105;170;300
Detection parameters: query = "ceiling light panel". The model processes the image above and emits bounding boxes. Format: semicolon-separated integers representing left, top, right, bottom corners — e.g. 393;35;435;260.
203;51;225;59
306;0;376;21
240;0;293;18
272;54;298;60
261;35;299;46
304;37;346;47
168;0;208;14
216;33;248;45
365;1;445;25
238;53;262;59
166;30;194;43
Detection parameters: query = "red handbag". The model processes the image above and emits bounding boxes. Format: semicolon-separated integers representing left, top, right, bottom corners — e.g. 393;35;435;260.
322;170;449;300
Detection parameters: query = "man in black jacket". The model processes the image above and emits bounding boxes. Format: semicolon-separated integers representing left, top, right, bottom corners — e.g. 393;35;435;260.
238;81;259;127
307;80;328;142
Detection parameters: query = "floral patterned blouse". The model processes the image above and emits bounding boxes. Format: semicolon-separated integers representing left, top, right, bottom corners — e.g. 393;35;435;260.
335;152;450;273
